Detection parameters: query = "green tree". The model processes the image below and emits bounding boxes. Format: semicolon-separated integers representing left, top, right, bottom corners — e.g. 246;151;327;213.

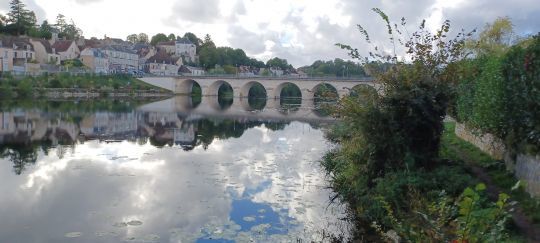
37;20;52;39
168;33;176;41
126;34;138;43
150;33;169;46
6;0;36;35
138;33;149;43
468;17;514;56
266;57;292;70
55;14;67;32
183;32;202;50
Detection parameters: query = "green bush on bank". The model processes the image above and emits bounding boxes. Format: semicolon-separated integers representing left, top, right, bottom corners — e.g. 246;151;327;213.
0;73;165;98
455;35;540;155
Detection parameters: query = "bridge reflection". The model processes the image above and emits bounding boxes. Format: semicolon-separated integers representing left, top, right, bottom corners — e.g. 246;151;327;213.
137;96;337;122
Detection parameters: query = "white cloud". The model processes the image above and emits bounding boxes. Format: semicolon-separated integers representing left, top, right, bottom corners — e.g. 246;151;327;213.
0;0;538;66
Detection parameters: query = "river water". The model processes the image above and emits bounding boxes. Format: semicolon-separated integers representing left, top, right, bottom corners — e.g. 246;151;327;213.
0;97;350;242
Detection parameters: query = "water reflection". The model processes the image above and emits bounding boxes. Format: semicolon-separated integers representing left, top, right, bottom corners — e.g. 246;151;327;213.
0;100;349;242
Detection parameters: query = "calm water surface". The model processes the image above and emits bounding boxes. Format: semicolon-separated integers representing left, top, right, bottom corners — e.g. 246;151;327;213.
0;98;350;242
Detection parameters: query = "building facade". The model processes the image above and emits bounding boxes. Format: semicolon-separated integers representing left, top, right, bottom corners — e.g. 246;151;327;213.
80;48;110;74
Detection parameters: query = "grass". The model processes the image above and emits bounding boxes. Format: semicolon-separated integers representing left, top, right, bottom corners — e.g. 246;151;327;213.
441;122;540;225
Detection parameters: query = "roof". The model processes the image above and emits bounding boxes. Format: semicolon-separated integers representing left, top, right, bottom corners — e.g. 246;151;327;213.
157;41;175;46
179;65;203;73
33;39;53;53
52;40;74;52
81;48;108;58
175;38;193;45
102;45;137;54
147;50;179;65
0;36;34;51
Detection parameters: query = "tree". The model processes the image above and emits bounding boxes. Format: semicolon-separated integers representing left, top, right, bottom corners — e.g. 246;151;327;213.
150;33;169;46
468;17;514;56
38;20;52;39
183;32;203;50
61;19;82;40
138;33;149;43
266;57;292;70
126;34;138;43
55;14;67;32
168;33;176;41
6;0;36;35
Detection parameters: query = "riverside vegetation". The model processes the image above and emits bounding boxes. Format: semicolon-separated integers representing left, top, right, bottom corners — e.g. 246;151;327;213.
324;10;539;242
0;73;168;98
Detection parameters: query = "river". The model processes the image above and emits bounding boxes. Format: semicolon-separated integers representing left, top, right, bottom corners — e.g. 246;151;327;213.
0;97;350;242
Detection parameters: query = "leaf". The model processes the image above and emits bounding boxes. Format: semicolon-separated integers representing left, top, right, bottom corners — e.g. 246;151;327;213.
475;183;486;191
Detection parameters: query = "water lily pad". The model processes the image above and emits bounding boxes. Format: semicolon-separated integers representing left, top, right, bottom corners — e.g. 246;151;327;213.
127;220;143;226
242;216;256;222
113;222;128;228
64;232;82;238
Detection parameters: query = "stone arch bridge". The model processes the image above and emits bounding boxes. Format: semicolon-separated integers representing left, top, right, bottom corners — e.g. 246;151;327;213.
139;76;375;99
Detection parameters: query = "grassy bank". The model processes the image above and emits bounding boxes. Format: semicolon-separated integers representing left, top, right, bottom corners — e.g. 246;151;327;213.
0;72;170;98
323;121;539;241
441;123;540;229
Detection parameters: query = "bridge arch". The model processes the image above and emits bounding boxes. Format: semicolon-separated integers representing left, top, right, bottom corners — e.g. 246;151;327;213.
272;82;302;99
312;83;339;100
205;80;234;97
350;84;378;98
175;79;201;95
240;81;267;98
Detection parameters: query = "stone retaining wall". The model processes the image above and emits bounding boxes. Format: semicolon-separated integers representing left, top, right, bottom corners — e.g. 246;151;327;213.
454;123;506;160
454;123;540;197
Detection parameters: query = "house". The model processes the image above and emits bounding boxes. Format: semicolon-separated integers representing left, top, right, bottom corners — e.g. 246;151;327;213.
51;40;81;61
175;38;197;63
101;45;138;73
178;65;205;76
28;39;60;65
80;48;109;74
156;41;176;55
132;43;155;72
146;50;182;76
0;36;36;74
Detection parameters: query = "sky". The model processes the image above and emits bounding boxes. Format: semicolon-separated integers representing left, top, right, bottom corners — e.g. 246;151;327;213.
1;0;539;67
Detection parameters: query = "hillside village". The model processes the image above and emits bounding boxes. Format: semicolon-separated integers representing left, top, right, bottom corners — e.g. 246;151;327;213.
0;33;306;77
0;0;309;78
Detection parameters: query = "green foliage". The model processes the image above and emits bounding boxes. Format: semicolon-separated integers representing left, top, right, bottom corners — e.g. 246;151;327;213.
4;0;36;36
455;34;540;154
150;33;169;46
266;57;293;70
456;184;511;242
299;58;365;77
467;17;514;56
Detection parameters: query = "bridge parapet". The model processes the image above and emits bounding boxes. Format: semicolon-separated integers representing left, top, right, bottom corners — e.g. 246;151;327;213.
139;76;376;99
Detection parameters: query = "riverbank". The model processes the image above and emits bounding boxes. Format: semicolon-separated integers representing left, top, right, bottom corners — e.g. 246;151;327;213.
0;72;171;98
322;121;540;241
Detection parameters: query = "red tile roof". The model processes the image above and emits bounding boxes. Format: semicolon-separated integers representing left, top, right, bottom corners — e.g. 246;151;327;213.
51;40;74;53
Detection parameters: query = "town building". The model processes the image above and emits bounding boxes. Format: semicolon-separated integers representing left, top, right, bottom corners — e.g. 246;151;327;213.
51;40;81;62
0;36;36;74
178;65;205;76
175;38;197;63
156;41;176;55
80;48;110;74
147;50;182;76
28;39;60;65
101;45;138;73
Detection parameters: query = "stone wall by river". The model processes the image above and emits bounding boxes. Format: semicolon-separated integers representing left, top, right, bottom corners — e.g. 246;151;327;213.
455;123;540;197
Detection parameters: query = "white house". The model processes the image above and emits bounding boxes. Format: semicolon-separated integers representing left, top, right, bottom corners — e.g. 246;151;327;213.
175;38;196;63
